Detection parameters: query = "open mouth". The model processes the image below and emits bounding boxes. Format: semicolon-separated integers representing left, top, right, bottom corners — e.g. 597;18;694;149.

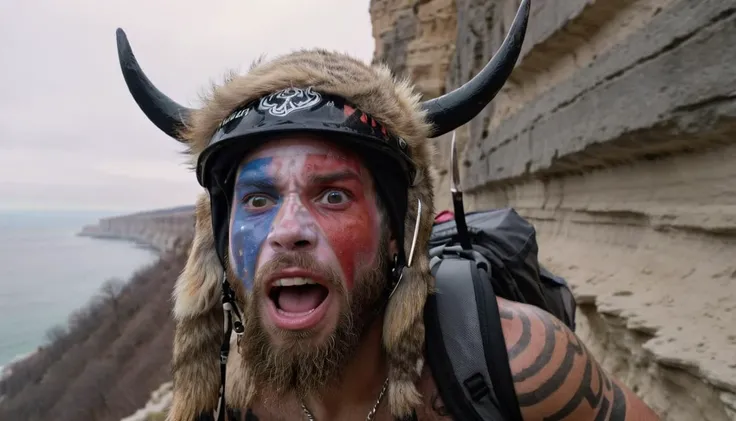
269;277;329;314
266;277;332;330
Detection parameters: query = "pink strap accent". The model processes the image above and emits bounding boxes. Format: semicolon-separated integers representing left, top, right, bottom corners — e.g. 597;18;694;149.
434;210;455;223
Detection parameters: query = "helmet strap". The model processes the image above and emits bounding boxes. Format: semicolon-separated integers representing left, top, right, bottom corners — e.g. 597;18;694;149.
214;274;244;421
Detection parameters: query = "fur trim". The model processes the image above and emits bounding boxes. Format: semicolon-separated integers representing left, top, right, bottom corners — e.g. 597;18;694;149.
172;193;221;319
169;49;437;420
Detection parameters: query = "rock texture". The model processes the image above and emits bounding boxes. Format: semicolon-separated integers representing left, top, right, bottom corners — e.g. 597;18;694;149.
371;0;457;99
371;0;736;419
79;205;195;255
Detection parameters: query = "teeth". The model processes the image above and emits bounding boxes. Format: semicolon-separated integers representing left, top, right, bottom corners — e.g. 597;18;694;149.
274;277;317;287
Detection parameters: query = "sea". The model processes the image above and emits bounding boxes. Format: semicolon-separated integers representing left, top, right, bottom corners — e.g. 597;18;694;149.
0;211;160;370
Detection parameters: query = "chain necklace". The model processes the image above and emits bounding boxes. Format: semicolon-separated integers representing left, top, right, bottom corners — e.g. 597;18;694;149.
300;377;389;421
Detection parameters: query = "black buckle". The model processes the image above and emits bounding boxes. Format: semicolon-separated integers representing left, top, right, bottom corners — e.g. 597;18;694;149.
463;372;491;402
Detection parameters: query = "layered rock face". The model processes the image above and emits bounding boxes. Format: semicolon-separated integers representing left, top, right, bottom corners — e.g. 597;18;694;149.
79;206;195;255
372;0;736;419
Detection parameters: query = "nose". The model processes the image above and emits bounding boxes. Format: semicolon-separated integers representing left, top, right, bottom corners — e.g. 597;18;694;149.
267;201;318;252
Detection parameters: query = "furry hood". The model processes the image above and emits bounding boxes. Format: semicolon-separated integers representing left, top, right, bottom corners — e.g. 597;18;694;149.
169;50;438;420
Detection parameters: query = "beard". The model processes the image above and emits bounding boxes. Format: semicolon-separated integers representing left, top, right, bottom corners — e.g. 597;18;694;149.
236;233;392;400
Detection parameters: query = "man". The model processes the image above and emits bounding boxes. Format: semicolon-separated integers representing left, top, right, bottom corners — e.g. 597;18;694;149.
115;0;660;419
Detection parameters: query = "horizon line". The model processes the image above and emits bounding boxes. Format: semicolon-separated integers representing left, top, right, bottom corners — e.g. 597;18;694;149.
0;204;196;215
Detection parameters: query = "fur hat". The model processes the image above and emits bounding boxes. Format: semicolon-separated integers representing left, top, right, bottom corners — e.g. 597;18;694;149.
113;1;529;419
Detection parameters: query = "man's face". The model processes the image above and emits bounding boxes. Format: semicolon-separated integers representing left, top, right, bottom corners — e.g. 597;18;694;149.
228;135;393;396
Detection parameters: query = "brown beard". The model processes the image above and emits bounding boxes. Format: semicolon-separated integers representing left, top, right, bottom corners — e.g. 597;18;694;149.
236;233;391;401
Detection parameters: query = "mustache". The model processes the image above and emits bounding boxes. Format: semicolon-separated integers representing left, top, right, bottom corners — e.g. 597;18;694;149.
252;252;345;292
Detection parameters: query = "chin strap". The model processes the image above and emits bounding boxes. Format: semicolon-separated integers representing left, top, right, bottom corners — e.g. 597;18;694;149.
214;274;245;421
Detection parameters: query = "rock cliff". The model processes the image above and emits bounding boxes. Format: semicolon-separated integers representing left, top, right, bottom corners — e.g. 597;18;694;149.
371;0;736;419
78;205;195;255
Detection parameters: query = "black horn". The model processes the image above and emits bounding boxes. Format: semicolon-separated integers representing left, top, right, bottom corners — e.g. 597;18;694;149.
421;0;530;138
116;28;193;141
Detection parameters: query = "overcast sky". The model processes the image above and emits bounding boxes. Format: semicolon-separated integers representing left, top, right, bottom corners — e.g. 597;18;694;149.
0;0;374;213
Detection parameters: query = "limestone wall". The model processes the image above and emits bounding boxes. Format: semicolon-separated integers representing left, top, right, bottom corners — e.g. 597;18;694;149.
371;0;736;419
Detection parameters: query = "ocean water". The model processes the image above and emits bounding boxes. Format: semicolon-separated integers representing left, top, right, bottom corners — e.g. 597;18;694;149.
0;211;159;368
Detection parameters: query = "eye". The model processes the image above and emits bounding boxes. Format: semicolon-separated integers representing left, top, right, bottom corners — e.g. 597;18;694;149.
243;194;276;210
318;189;350;206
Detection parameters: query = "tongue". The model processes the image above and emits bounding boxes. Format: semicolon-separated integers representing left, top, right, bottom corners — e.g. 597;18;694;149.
277;285;325;313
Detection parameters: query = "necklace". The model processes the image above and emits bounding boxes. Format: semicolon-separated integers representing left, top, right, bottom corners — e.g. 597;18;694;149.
300;377;389;421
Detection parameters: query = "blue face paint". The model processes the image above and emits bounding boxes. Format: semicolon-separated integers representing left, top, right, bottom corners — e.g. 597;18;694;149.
229;157;281;291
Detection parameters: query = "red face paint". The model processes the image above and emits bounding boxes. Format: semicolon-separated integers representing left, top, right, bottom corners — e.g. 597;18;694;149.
246;139;382;291
300;153;379;289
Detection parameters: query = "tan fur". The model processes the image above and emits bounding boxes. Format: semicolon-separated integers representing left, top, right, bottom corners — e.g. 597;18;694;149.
168;49;438;420
172;193;222;319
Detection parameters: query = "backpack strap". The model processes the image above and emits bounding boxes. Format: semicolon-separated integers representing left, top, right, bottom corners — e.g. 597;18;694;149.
425;247;524;421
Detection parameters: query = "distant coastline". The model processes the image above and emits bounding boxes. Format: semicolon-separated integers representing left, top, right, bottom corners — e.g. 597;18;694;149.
0;205;195;379
0;211;166;377
75;204;196;255
76;228;163;253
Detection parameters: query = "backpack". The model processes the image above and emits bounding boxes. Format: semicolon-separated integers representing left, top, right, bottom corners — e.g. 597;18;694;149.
423;208;577;421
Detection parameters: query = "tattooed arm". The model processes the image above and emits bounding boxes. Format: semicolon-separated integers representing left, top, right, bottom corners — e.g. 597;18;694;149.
497;298;660;421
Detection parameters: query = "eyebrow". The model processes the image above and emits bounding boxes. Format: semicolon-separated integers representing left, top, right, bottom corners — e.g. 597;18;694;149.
234;169;362;190
235;173;276;191
307;170;362;186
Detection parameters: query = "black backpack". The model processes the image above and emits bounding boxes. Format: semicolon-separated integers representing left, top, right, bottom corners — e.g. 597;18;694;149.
423;208;577;421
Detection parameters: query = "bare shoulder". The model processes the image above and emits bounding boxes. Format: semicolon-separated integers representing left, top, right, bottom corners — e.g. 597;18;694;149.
415;361;455;421
497;297;660;421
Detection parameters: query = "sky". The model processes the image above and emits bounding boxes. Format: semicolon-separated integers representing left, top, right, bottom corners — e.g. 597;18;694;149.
0;0;375;213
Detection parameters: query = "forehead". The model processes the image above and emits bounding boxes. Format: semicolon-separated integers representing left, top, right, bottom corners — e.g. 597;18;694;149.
237;135;368;176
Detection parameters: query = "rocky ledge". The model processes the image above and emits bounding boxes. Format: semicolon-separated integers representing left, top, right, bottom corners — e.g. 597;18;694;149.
372;0;736;419
78;205;195;255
